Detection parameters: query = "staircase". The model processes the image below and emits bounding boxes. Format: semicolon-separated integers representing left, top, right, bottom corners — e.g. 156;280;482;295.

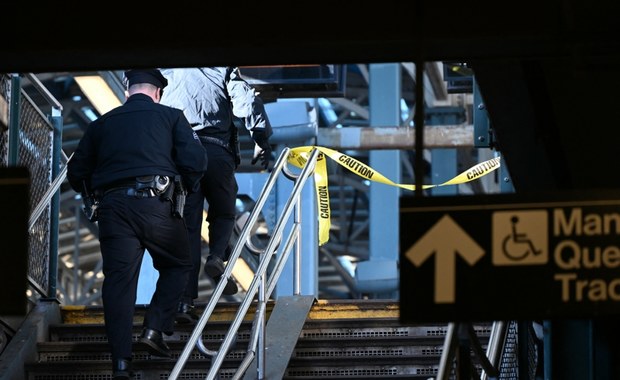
20;299;492;379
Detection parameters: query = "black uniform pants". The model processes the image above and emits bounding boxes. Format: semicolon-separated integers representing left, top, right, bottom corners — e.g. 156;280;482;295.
182;143;237;302
97;191;192;361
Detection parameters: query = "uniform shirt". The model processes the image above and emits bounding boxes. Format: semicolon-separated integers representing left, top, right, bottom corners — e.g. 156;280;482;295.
160;67;273;144
67;93;207;193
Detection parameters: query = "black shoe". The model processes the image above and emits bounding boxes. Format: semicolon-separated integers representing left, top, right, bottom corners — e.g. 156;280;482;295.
175;302;200;324
112;358;132;379
215;275;239;296
204;256;225;278
205;256;238;295
139;328;171;358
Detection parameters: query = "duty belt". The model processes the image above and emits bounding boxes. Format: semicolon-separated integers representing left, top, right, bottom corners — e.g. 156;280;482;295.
103;187;157;198
198;135;230;151
100;175;170;198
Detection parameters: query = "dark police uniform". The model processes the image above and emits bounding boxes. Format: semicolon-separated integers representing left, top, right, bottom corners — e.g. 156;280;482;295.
67;69;207;375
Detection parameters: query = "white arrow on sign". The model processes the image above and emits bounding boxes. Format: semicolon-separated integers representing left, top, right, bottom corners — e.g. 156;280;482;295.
405;214;485;303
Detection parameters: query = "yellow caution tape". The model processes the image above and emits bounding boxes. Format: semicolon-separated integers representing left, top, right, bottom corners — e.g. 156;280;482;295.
288;146;502;245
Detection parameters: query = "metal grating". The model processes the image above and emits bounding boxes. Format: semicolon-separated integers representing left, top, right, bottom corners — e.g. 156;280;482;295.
39;348;245;363
45;353;112;362
55;334;109;343
286;367;400;377
493;321;539;380
301;327;414;339
33;375;143;380
498;321;519;379
178;331;250;342
526;323;540;380
19;82;55;297
159;369;236;380
0;74;9;165
426;326;449;337
294;347;406;358
416;367;438;376
293;344;444;359
421;346;443;356
0;73;55;298
298;324;491;341
54;331;138;343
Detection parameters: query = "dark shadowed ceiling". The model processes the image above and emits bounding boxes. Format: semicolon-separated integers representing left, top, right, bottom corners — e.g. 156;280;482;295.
4;0;620;192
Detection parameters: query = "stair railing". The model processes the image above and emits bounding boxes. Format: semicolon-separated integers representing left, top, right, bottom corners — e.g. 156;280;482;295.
28;152;70;232
435;321;508;380
168;146;320;380
4;73;65;301
481;321;510;380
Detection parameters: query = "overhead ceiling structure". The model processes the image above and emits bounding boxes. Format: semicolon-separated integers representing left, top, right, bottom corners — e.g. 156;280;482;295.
5;1;620;193
4;2;617;71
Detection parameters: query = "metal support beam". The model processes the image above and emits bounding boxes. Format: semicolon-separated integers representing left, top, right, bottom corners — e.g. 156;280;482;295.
359;63;400;297
316;125;473;150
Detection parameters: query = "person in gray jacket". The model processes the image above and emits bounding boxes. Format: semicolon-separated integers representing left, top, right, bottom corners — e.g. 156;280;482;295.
160;67;273;322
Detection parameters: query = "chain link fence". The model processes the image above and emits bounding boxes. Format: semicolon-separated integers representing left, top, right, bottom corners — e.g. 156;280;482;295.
1;73;54;298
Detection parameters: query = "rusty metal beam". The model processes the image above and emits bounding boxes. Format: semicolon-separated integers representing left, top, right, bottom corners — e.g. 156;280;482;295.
316;125;474;150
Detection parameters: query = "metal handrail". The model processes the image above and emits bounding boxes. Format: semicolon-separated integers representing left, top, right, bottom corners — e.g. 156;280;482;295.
435;321;507;380
28;154;69;231
168;146;320;380
23;73;63;112
481;321;509;380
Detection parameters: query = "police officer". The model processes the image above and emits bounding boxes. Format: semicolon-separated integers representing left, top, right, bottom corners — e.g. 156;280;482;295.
160;67;273;322
67;69;208;380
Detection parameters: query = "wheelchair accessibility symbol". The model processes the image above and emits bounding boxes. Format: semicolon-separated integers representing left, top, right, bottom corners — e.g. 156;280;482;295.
492;210;548;266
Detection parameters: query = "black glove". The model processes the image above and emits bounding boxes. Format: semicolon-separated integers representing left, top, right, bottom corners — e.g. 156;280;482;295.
251;144;272;170
251;130;272;170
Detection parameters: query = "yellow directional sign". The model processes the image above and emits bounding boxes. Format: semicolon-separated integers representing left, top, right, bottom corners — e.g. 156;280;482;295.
405;214;485;304
400;190;620;322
